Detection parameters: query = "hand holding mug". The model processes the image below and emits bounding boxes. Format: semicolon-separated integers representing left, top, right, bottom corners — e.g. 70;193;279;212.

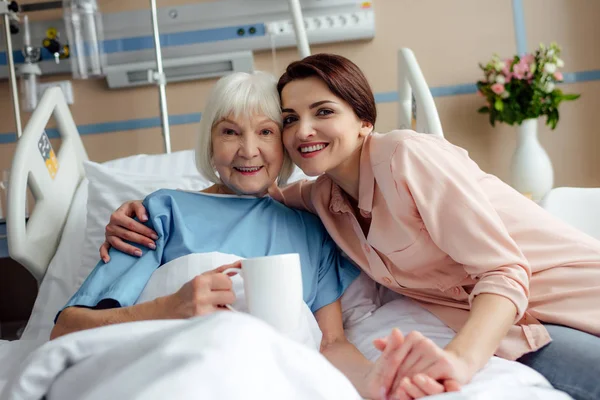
163;261;241;318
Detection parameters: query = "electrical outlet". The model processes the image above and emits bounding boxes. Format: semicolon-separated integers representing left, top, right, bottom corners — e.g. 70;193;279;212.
38;81;74;105
265;10;373;36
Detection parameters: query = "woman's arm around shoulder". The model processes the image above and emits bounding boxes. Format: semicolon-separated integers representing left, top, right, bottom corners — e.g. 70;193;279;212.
268;179;317;213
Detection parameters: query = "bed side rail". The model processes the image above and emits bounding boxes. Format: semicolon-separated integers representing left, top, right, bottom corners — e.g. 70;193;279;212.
7;87;88;281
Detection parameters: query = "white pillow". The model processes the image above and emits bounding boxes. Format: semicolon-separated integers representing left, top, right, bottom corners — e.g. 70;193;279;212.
102;149;200;177
100;149;317;184
77;160;212;288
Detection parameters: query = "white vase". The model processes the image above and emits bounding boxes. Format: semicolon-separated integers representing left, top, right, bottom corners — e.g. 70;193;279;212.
510;118;554;202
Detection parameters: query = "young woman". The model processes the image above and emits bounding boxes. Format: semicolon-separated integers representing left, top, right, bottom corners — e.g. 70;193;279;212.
101;55;600;400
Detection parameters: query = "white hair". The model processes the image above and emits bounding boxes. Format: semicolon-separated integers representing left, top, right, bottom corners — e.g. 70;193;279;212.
195;71;294;185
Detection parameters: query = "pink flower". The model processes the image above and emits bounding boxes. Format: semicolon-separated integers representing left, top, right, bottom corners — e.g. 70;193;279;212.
513;62;529;80
512;70;524;80
522;54;535;64
502;58;513;76
554;72;564;81
491;83;505;94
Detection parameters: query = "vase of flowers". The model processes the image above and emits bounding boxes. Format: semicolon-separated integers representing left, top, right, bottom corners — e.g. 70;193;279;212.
476;43;580;201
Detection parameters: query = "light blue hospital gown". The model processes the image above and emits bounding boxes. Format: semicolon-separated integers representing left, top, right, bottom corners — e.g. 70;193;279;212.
59;189;360;320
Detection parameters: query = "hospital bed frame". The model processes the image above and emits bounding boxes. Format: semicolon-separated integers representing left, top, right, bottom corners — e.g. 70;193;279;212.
7;47;442;282
7;87;88;281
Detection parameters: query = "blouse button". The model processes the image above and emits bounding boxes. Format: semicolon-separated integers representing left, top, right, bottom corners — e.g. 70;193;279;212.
363;243;371;254
383;277;392;285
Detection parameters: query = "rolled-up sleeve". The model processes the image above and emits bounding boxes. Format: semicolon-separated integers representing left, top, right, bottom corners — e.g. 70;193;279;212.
391;136;531;321
55;191;171;322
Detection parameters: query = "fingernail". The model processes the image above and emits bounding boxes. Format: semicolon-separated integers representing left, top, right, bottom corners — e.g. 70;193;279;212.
103;257;109;263
141;214;148;222
151;233;159;240
134;249;142;257
379;387;387;400
148;243;156;250
414;374;426;384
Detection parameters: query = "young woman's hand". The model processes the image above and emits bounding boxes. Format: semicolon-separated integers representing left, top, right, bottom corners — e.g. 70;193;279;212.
373;330;466;399
100;200;158;262
363;329;449;399
161;262;240;319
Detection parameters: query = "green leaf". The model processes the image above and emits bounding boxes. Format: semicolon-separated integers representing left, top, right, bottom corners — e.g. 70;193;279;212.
562;94;581;101
546;109;560;130
494;98;504;111
478;106;490;114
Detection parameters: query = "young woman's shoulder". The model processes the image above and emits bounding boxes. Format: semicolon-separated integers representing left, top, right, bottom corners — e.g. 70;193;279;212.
369;130;459;165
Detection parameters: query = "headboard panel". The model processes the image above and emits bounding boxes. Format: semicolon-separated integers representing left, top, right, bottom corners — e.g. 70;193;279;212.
7;87;88;281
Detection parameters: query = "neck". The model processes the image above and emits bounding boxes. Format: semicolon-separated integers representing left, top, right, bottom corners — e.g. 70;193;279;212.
325;141;363;201
203;183;270;197
202;184;233;195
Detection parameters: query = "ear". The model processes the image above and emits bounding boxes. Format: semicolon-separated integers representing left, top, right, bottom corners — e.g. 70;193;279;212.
359;120;374;137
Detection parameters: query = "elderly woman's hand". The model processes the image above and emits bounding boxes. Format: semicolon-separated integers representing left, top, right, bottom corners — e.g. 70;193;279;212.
99;200;158;262
161;262;241;319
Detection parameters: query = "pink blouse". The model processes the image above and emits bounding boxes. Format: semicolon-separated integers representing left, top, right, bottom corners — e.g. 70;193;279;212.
271;130;600;360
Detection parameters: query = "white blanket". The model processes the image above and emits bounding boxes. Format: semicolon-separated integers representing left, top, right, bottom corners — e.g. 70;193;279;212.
1;314;361;400
0;253;572;400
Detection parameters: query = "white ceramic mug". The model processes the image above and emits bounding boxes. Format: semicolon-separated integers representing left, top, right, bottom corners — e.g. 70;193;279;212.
223;253;304;335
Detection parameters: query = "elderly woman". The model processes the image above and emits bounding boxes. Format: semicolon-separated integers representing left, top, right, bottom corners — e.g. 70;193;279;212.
51;71;445;400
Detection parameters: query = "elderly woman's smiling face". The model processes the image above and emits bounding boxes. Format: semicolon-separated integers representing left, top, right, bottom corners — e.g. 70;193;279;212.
210;113;284;197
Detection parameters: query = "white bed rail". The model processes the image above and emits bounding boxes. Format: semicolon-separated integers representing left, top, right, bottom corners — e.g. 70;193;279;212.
397;48;444;137
7;87;88;281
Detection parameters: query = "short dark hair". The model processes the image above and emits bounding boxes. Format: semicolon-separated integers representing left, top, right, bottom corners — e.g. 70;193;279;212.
277;53;377;125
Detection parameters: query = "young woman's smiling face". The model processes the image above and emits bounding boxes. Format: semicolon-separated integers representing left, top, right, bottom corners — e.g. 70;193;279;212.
280;77;372;177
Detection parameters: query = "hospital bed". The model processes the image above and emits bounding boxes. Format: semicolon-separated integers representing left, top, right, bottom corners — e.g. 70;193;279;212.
0;48;574;399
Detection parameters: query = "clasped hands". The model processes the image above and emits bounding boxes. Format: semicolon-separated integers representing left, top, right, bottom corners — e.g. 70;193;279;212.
365;329;473;400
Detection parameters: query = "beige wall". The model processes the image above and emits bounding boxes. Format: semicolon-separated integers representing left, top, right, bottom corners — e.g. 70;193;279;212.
1;0;599;187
